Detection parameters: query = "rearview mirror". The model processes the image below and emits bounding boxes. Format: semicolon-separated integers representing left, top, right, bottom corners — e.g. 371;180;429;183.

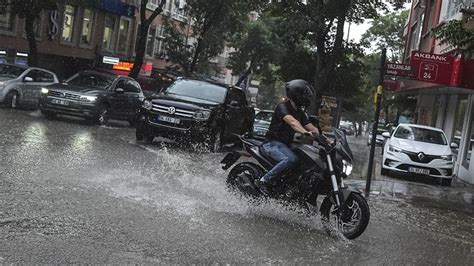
24;77;33;82
382;132;391;138
115;88;125;93
450;142;459;149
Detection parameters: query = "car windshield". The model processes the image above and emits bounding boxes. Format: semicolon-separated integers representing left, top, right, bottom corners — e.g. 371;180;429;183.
66;72;114;90
255;111;273;122
394;126;447;145
164;80;227;103
0;65;26;78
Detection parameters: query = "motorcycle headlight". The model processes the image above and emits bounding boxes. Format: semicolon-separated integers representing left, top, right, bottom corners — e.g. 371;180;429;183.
388;145;402;153
41;88;49;94
142;99;152;110
441;155;453;161
193;110;210;120
342;160;352;176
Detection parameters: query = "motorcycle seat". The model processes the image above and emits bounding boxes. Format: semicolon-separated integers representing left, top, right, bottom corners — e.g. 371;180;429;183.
245;138;264;147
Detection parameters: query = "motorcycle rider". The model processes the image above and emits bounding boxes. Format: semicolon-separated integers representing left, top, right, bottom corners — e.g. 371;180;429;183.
257;79;321;194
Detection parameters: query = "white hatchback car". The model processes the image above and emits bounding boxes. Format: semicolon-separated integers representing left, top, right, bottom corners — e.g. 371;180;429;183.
381;124;455;186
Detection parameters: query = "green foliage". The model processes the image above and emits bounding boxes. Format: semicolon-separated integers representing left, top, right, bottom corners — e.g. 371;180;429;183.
360;10;409;63
163;0;265;75
432;15;474;57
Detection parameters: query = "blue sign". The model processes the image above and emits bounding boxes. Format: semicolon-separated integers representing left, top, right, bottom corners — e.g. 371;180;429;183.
87;0;135;17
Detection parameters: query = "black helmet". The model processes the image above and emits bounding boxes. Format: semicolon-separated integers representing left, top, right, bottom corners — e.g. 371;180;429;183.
285;79;315;108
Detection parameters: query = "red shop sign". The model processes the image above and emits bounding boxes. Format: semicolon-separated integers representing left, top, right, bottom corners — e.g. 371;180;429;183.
410;51;461;86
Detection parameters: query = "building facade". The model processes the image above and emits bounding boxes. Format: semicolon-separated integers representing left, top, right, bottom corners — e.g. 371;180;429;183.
401;0;474;183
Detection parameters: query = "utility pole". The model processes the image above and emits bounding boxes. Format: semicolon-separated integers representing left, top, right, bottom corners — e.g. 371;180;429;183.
366;48;386;197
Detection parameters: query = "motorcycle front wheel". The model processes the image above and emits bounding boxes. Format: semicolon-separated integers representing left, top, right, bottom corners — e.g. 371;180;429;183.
320;193;370;240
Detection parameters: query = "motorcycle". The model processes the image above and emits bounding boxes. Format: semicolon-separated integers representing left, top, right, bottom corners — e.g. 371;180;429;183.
220;124;370;239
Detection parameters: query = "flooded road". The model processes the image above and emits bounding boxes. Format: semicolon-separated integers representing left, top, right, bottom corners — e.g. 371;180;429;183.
1;109;473;264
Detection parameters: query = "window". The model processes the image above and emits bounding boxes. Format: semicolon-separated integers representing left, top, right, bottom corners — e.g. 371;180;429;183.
147;0;160;10
80;8;94;46
423;0;436;35
164;80;227;103
154;26;167;57
66;72;114;90
146;27;156;57
452;95;468;156
25;70;54;82
62;5;76;42
103;15;116;51
117;18;130;53
394;126;447;145
116;79;141;93
0;3;14;32
0;65;27;78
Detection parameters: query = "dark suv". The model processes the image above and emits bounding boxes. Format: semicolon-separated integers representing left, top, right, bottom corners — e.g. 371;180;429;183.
39;70;144;125
136;79;254;151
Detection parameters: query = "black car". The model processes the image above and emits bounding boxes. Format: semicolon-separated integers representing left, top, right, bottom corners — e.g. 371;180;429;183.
39;70;145;125
136;79;255;151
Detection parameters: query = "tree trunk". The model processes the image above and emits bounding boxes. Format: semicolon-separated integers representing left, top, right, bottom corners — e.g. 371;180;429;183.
129;23;149;79
189;38;203;74
24;16;38;67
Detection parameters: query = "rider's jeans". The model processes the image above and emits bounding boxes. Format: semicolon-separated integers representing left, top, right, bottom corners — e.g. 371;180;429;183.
260;140;298;183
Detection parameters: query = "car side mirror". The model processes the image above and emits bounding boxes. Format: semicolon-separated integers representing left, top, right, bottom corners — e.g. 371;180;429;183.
382;132;391;138
24;76;34;82
228;100;239;108
450;142;459;148
115;88;125;93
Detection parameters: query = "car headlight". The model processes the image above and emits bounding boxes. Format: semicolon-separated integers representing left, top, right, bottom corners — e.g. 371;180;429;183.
441;155;453;161
342;160;353;176
80;95;97;102
41;88;49;94
142;99;152;110
388;145;402;153
193;110;210;120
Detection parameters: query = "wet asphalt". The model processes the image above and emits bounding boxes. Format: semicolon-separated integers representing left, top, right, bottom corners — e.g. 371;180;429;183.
1;108;473;264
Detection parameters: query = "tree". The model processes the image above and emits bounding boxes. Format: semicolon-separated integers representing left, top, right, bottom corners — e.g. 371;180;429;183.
227;18;280;86
0;0;57;66
432;15;474;57
360;9;409;63
129;0;166;79
163;0;265;75
266;1;408;114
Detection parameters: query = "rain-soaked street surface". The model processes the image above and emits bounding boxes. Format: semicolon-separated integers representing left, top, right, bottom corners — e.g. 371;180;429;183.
1;108;473;264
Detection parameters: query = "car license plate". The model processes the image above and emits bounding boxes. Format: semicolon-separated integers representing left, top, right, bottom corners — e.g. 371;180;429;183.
408;167;430;175
157;115;180;124
51;98;69;106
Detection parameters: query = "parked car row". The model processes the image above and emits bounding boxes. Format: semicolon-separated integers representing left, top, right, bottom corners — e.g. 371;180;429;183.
1;63;256;151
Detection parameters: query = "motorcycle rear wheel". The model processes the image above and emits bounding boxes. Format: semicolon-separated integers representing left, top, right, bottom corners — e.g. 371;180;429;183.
226;162;264;197
320;193;370;240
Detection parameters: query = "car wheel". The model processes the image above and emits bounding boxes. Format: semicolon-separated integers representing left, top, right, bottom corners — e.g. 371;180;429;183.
129;120;137;128
98;104;110;125
441;178;452;187
5;90;20;109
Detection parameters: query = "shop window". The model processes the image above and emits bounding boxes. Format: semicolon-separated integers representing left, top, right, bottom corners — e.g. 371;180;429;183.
117;18;131;54
62;5;76;42
462;105;474;168
452;95;468;156
0;3;14;32
103;15;116;51
80;8;94;46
